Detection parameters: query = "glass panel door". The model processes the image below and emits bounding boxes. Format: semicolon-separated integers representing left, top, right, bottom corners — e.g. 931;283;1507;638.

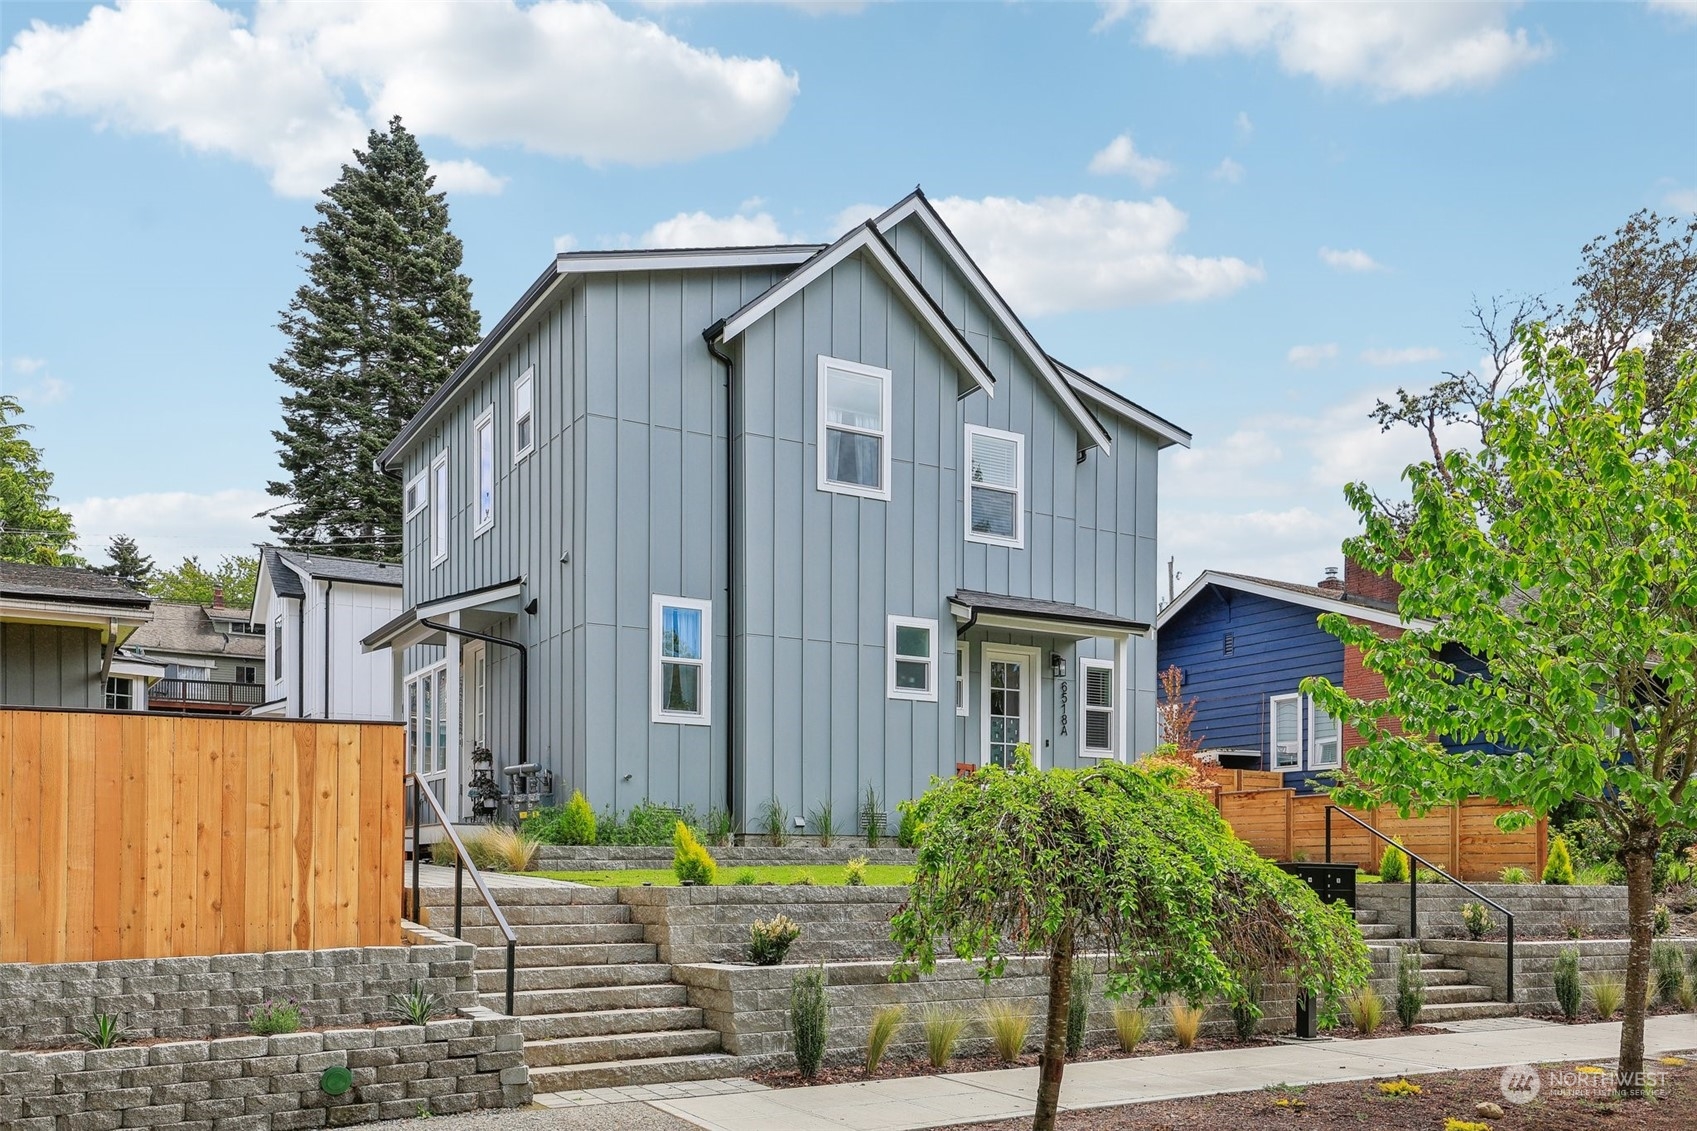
406;662;451;807
987;656;1024;769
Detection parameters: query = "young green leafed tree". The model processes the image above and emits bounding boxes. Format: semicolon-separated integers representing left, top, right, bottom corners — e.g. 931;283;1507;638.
890;751;1368;1131
1306;331;1697;1095
148;554;259;608
267;116;481;559
0;395;78;565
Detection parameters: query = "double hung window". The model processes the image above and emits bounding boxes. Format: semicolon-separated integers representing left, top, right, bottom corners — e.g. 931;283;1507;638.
473;408;495;534
818;357;891;499
1270;693;1302;769
1080;659;1116;757
1309;699;1341;768
652;596;711;724
430;451;449;566
965;425;1024;547
513;367;535;462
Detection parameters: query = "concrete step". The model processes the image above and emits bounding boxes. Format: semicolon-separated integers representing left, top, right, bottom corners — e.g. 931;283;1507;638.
474;942;659;969
411;884;622;907
529;1053;746;1092
483;982;691;1016
1421;984;1497;1005
1415;1000;1520;1023
447;906;644;930
481;963;678;993
463;922;638;948
519;1006;706;1042
1357;923;1405;940
474;962;677;994
525;1028;724;1069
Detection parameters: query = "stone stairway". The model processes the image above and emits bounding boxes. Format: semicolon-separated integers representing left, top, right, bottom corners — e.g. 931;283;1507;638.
1358;906;1518;1023
411;883;740;1092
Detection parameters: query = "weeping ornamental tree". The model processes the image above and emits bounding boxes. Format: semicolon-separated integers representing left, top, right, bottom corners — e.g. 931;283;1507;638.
1306;332;1697;1095
890;752;1368;1131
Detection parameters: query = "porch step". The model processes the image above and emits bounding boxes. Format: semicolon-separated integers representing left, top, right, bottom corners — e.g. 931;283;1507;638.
1416;999;1521;1023
474;961;676;992
1357;923;1406;940
482;963;677;993
528;1053;745;1093
463;922;638;948
484;982;691;1016
444;906;647;931
519;1006;706;1042
473;942;659;969
525;1028;725;1069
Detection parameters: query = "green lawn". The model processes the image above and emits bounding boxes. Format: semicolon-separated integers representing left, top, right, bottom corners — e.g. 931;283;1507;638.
532;864;916;887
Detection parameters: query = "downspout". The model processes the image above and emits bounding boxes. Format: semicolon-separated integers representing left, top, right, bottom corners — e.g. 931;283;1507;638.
294;596;305;717
419;619;527;770
703;322;738;830
323;580;334;719
99;618;118;701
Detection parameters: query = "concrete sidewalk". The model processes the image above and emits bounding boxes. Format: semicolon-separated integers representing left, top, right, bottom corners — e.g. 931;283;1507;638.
650;1014;1697;1131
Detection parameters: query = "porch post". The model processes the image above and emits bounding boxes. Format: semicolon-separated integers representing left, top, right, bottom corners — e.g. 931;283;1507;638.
445;610;464;823
1115;633;1131;763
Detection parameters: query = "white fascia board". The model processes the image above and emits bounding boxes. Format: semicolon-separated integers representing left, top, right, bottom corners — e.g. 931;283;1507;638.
555;247;821;273
417;580;525;620
717;227;996;399
1155;570;1426;632
874;194;1113;455
1052;361;1192;449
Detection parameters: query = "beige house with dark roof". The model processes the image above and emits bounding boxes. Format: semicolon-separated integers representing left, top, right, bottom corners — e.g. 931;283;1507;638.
124;596;266;714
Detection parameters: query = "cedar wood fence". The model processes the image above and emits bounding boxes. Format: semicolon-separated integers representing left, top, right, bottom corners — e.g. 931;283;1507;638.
0;708;404;964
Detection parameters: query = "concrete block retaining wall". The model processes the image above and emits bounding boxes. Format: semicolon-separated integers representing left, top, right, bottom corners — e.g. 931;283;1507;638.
0;928;477;1048
1419;938;1697;1010
620;885;912;964
535;845;917;870
0;1006;531;1130
1357;883;1628;939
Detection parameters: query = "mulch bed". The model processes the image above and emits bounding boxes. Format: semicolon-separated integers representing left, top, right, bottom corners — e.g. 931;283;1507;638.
932;1056;1697;1130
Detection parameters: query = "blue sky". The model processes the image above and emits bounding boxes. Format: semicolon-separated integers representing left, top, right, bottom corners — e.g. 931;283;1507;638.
2;0;1693;587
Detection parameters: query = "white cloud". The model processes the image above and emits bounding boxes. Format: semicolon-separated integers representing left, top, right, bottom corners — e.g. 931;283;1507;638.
1126;2;1550;99
1210;157;1245;183
1285;343;1339;367
639;209;796;247
929;194;1262;315
831;202;884;232
1079;363;1134;385
1318;246;1384;272
6;357;68;404
1361;346;1443;367
431;158;507;195
1235;110;1253;137
637;0;867;12
1665;187;1697;212
10;356;48;375
69;488;272;565
1087;133;1173;187
553;233;579;254
0;1;799;197
1647;0;1697;20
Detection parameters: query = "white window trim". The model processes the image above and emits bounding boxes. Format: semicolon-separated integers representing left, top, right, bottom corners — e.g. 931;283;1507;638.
472;407;496;537
651;594;712;725
964;424;1026;549
513;366;536;465
404;470;428;519
886;615;938;702
955;643;970;717
816;355;892;501
1270;692;1302;770
1079;658;1117;759
1308;695;1342;770
430;450;449;567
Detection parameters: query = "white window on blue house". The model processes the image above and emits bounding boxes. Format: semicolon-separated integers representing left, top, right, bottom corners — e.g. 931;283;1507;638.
818;356;891;499
473;407;495;535
1081;659;1116;758
965;425;1025;548
513;367;535;463
956;643;970;716
430;450;449;566
652;595;711;725
404;471;427;519
887;616;937;702
1270;693;1301;769
1309;698;1341;768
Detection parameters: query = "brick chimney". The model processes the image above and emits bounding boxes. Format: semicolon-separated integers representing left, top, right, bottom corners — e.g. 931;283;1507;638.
212;584;225;610
1316;566;1343;592
1343;554;1401;607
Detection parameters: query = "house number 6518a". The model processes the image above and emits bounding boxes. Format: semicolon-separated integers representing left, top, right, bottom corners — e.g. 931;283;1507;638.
1058;679;1069;737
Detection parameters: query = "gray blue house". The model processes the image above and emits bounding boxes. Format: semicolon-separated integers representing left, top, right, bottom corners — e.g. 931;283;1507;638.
364;190;1189;829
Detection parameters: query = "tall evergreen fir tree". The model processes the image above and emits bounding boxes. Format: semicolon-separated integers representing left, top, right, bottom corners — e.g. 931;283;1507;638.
94;534;155;588
267;116;481;559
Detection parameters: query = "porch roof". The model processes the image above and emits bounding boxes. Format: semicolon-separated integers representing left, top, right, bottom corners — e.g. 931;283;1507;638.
360;578;526;653
948;589;1150;640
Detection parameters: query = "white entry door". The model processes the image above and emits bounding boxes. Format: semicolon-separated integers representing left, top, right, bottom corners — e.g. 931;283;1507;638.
982;645;1041;769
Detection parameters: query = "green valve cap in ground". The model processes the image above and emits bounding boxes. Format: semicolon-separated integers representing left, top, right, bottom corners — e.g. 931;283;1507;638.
320;1066;353;1096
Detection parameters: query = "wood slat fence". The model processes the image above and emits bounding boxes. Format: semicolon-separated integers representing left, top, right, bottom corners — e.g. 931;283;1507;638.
0;708;404;964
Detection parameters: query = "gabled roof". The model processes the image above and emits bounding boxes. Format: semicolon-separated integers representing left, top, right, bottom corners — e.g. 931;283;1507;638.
1048;358;1192;450
711;222;997;400
0;561;152;608
127;601;265;659
1156;569;1428;633
871;190;1116;455
259;546;404;602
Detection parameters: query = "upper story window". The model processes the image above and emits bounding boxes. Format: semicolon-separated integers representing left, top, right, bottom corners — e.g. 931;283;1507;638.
233;665;258;685
965;425;1024;548
473;407;495;535
1270;692;1301;769
887;616;938;702
272;616;283;671
652;595;711;725
430;450;449;566
404;471;427;519
1309;699;1341;768
513;367;536;463
1081;659;1116;757
817;356;891;500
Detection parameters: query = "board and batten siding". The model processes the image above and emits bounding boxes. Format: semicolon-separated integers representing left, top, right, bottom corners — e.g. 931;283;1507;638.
0;623;103;709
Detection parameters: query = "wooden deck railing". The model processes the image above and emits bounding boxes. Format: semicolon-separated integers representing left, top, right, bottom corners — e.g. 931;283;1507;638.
149;678;266;709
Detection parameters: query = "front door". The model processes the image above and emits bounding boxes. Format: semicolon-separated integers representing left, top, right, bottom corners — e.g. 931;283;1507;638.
982;645;1039;769
405;661;451;808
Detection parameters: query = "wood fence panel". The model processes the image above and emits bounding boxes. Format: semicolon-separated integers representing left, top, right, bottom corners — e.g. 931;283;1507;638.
1456;800;1545;882
1219;789;1295;859
0;708;402;963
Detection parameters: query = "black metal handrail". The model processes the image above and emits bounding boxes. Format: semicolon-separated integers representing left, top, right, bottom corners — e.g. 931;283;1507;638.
407;774;518;1016
1325;805;1515;1004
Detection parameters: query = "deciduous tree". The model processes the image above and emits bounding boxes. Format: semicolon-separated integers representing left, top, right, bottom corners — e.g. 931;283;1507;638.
0;395;78;565
148;554;259;609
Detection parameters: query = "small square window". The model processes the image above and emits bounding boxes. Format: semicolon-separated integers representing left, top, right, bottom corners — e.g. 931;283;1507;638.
404;471;427;519
887;615;938;702
233;665;257;685
105;677;134;711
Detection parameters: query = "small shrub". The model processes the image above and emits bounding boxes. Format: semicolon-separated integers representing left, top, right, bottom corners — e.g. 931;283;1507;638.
809;801;837;847
1677;980;1697;1012
464;825;539;872
759;797;790;847
601;800;697;847
1346;985;1383;1035
1168;999;1204;1048
920;1007;967;1068
388;981;446;1026
897;802;920;849
1588;974;1624;1020
1111;1002;1149;1052
1553;949;1583;1021
247;999;302;1036
1230;972;1263;1042
1067;966;1092;1055
559;791;597;845
1561;913;1585;940
1653;943;1685;1005
1654;903;1672;936
1543;834;1576;885
1444;1119;1490;1131
732;868;757;886
844;856;868;887
749;914;802;965
428;839;456;866
864;1004;904;1076
1461;902;1494;940
861;783;885;846
1498;866;1529;884
1378;839;1409;883
1415;867;1443;885
982;1000;1032;1063
1395;946;1425;1030
788;873;815;886
790;967;828;1079
673;821;717;886
1377;1078;1422;1097
704;807;734;848
74;1014;123;1049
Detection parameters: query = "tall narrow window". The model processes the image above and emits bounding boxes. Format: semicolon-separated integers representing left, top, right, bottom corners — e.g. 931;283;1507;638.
272;615;283;671
1309;697;1341;769
513;367;535;463
965;425;1024;548
652;595;711;724
817;356;891;499
473;408;495;534
955;643;970;716
1081;659;1116;757
1270;693;1301;769
404;471;427;519
430;450;449;565
887;616;937;701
